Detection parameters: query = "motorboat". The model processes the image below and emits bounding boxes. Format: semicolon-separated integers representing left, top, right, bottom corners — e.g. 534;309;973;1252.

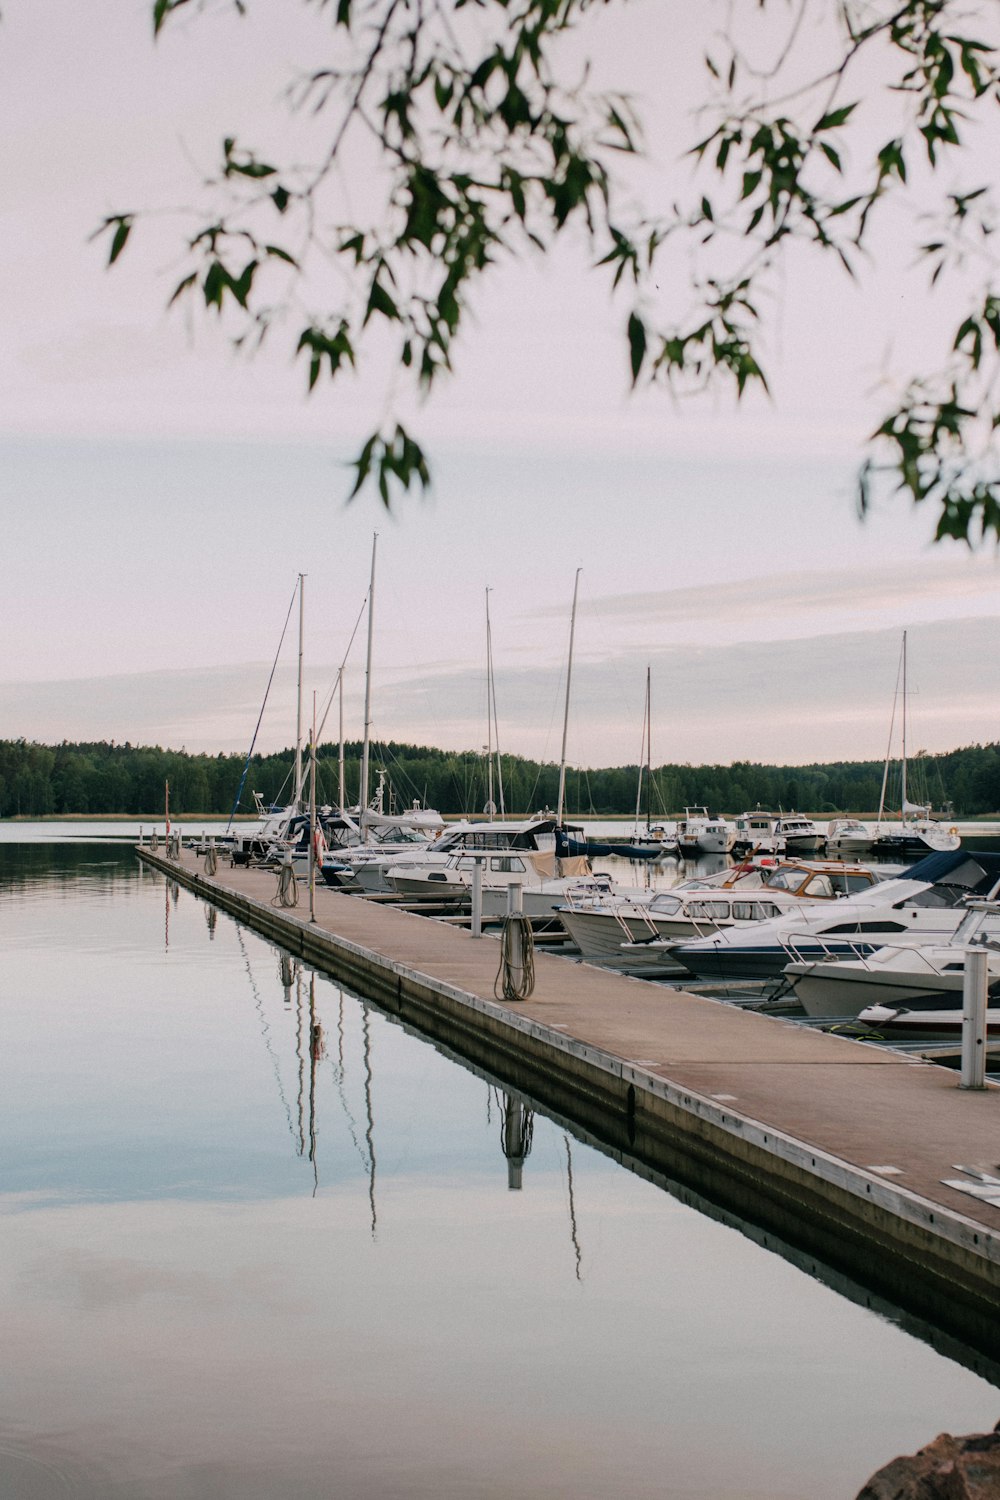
855;1001;1000;1041
383;815;588;897
387;845;600;915
825;818;873;856
675;807;735;856
786;897;1000;1019
557;858;880;961
668;849;1000;982
732;810;783;857
774;813;823;855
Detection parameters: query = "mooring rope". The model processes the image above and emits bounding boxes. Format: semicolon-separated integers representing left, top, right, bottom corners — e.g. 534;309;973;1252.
273;860;299;908
495;913;536;1001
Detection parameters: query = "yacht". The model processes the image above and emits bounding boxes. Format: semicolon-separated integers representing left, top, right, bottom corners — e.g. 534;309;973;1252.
732;810;783;857
786;896;1000;1019
675;807;735;856
557;859;878;961
825;818;873;856
383;816;588;898
668;849;1000;982
774;813;823;855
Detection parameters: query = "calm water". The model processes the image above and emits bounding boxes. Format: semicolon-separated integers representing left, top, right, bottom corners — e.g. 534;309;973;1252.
1;831;999;1499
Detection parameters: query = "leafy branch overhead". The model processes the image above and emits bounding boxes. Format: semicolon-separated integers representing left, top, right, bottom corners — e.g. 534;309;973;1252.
97;0;1000;537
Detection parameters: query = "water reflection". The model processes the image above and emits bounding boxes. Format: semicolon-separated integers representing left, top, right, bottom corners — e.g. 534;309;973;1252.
2;842;1000;1499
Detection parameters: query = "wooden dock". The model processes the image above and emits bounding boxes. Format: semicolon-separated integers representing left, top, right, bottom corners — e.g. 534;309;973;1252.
138;844;1000;1363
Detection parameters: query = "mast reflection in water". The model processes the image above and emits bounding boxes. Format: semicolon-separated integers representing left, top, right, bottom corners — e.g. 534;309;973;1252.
0;837;998;1500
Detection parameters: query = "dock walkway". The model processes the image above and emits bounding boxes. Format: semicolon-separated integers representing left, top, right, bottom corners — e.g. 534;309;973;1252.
139;845;1000;1361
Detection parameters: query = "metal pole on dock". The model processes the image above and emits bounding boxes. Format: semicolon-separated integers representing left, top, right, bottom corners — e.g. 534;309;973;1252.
961;947;988;1090
471;856;484;938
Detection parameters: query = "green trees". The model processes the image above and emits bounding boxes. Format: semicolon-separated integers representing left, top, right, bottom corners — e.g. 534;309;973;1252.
98;1;1000;539
2;736;999;816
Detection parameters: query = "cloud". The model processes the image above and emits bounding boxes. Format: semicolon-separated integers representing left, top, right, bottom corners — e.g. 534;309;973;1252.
530;556;1000;631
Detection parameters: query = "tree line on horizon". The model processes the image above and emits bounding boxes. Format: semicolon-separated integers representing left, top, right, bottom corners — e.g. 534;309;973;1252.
2;737;999;821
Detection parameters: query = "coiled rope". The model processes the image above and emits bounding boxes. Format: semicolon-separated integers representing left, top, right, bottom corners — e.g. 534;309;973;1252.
495;913;535;1001
274;859;299;908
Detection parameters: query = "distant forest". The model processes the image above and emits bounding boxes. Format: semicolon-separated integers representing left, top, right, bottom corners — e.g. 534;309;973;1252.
2;736;1000;820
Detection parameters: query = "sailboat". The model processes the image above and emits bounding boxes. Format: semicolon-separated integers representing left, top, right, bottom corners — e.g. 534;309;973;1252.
627;668;677;858
869;632;960;858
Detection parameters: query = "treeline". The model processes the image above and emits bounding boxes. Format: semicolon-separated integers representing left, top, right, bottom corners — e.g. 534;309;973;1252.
3;737;1000;819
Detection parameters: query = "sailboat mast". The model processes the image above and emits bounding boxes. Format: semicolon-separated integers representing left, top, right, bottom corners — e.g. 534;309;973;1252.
645;666;652;832
901;629;908;817
485;588;494;816
338;668;345;816
556;568;581;826
359;533;377;818
294;573;305;808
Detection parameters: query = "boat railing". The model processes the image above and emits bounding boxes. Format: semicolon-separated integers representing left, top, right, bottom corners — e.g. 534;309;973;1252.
781;931;874;967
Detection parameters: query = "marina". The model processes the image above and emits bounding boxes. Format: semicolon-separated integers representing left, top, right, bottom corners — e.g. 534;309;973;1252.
136;836;1000;1367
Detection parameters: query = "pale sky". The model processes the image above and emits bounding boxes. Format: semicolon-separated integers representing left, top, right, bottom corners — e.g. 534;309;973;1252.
2;1;999;768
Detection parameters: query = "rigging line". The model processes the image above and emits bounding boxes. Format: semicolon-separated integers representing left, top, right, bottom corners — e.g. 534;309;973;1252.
234;925;296;1142
227;578;299;831
315;592;369;747
877;635;905;826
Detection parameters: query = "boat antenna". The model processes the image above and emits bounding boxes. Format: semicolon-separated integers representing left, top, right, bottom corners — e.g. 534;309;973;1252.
556;568;582;827
226;578;299;831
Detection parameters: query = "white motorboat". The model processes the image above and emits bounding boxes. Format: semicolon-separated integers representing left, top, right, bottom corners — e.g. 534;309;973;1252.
732;810;783;857
773;813;823;855
675;807;735;856
384;815;588;897
825;818;873;856
669;849;1000;982
557;859;879;961
786;897;1000;1019
388;845;598;915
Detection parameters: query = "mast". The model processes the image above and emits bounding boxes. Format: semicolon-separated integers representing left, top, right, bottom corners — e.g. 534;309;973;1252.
338;668;345;816
485;588;495;816
556;568;581;826
645;666;652;832
633;668;649;833
294;573;305;808
901;628;908;818
359;533;377;819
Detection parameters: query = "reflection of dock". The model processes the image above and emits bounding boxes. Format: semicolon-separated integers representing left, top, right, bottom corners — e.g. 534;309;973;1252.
140;844;1000;1363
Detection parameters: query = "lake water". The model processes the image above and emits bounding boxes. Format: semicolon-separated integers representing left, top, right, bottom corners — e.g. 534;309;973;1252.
1;828;999;1498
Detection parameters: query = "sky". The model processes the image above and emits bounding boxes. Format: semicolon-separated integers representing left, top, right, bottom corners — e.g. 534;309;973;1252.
2;1;1000;773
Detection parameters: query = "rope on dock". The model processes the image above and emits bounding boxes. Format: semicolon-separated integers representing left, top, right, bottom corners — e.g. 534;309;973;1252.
273;861;299;908
495;913;536;1002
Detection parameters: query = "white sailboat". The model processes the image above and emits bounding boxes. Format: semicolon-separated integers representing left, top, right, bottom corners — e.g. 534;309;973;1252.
870;632;960;858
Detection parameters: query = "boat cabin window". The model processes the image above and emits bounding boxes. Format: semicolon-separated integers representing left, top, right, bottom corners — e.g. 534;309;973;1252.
820;920;909;934
648;894;682;915
686;900;731;919
762;870;802;892
490;856;526;873
731;900;783;920
831;872;875;895
801;875;834;898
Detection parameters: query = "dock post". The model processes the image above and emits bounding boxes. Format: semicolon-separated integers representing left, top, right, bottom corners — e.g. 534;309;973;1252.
471;856;484;938
960;947;988;1090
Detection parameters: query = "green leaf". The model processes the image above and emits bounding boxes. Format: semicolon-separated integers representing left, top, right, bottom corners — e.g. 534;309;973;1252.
815;103;857;132
627;312;647;385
